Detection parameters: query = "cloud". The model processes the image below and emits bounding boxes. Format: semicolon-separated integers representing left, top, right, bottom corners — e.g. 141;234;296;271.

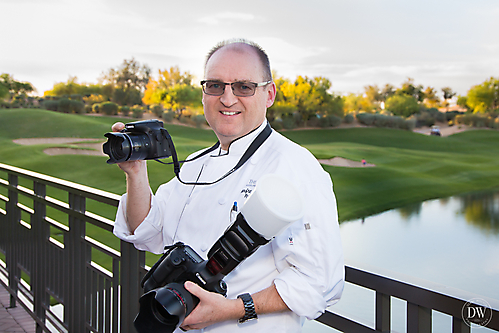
197;12;261;25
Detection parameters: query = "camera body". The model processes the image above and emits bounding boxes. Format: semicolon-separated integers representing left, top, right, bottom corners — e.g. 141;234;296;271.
134;212;270;333
102;119;171;164
134;242;228;332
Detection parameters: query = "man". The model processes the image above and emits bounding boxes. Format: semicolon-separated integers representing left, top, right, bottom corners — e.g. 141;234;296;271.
113;39;344;332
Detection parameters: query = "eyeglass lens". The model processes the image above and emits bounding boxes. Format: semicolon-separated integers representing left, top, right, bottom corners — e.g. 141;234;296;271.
203;81;256;97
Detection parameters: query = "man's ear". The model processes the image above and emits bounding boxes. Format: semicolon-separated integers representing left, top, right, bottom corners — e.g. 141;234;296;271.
266;82;277;108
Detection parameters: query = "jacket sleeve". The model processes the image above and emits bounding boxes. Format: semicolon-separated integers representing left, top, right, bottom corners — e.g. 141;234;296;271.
272;171;344;320
113;182;174;254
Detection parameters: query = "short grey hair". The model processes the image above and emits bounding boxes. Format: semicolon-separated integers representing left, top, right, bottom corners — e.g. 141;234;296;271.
205;39;273;82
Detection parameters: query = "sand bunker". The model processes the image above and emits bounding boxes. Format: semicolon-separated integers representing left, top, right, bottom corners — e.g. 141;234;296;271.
13;138;106;156
318;157;375;168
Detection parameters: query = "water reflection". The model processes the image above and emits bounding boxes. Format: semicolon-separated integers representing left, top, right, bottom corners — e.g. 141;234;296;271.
394;190;499;235
327;189;499;333
458;192;499;235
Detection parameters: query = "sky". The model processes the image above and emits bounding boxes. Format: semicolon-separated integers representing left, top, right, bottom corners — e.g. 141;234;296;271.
1;0;498;97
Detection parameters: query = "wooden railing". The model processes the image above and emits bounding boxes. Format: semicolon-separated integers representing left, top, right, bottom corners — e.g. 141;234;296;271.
0;163;498;332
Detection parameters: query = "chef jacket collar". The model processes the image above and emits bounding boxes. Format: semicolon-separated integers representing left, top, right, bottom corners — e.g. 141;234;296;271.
211;119;269;157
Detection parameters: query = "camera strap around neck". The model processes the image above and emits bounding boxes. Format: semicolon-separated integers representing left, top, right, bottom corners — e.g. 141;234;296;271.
162;122;272;186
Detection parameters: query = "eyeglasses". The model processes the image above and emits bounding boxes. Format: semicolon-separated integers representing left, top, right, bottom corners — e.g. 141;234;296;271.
200;80;272;97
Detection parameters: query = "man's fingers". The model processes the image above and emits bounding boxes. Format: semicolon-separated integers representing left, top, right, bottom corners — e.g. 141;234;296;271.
112;122;125;132
184;281;204;297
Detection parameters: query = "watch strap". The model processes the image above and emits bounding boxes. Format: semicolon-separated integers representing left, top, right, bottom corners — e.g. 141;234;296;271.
237;293;257;323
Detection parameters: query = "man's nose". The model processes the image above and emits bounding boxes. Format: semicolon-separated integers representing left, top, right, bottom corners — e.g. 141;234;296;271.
220;84;238;107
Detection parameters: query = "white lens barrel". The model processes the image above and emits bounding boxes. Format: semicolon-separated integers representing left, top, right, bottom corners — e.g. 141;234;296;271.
241;174;304;239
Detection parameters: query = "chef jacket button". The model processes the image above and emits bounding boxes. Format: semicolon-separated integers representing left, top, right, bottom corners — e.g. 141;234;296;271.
218;197;226;205
250;157;258;165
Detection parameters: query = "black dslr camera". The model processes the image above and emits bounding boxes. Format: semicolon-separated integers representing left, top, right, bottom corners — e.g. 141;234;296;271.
133;213;269;333
102;120;172;164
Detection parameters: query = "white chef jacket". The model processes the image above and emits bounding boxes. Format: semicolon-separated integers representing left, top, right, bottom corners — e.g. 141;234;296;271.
113;120;344;332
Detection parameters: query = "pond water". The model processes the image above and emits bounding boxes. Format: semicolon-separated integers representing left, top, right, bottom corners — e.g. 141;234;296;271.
304;190;499;332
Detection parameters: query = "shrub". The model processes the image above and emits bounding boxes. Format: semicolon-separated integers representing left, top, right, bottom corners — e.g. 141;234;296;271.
120;106;130;117
324;115;342;127
454;113;491;127
385;95;419;117
42;100;59;111
162;111;175;123
58;98;71;113
100;102;119;115
282;116;297;130
151;104;164;117
270;119;283;130
343;114;354;124
307;115;321;128
70;100;85;114
132;106;143;118
179;115;191;124
193;114;207;128
92;103;100;113
356;113;375;126
402;118;416;131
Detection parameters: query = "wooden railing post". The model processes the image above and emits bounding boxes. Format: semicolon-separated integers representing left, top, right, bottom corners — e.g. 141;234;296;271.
32;180;48;333
452;317;471;333
65;192;88;332
6;173;20;308
120;241;145;333
408;302;431;333
376;291;391;332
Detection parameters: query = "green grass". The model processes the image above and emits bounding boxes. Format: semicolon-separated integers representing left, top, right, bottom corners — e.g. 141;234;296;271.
2;108;499;268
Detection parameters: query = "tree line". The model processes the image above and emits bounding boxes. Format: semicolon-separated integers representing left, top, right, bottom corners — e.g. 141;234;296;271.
1;58;499;130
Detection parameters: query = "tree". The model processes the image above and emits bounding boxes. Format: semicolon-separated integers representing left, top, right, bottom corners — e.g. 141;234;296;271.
457;95;471;112
380;83;395;103
142;66;201;117
385;94;419;117
100;58;151;106
423;87;440;108
441;87;456;111
277;75;343;124
0;73;35;98
0;83;8;100
396;78;425;102
364;85;383;110
466;77;499;113
44;76;109;100
344;93;372;113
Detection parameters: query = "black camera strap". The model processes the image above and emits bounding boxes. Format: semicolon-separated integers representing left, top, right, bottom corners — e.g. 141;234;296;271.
158;122;272;186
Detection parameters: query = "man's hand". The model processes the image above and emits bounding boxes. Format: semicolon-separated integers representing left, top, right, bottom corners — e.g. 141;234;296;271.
111;122;147;176
180;281;244;331
179;281;290;331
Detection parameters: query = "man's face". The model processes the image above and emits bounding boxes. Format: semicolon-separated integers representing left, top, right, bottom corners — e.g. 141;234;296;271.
202;45;276;149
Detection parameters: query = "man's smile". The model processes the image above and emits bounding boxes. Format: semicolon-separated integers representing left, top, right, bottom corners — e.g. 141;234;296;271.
220;111;241;116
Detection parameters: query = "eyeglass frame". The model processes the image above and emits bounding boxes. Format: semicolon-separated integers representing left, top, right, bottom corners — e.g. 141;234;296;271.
200;80;273;97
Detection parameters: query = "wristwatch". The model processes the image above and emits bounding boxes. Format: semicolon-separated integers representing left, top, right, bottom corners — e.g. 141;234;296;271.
237;293;258;323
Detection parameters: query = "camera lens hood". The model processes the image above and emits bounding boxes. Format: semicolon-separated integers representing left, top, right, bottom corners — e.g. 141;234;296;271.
134;282;194;333
241;174;304;239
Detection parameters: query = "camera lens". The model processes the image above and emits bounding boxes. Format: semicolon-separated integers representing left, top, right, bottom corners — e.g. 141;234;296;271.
103;132;152;164
103;133;131;163
134;283;197;333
